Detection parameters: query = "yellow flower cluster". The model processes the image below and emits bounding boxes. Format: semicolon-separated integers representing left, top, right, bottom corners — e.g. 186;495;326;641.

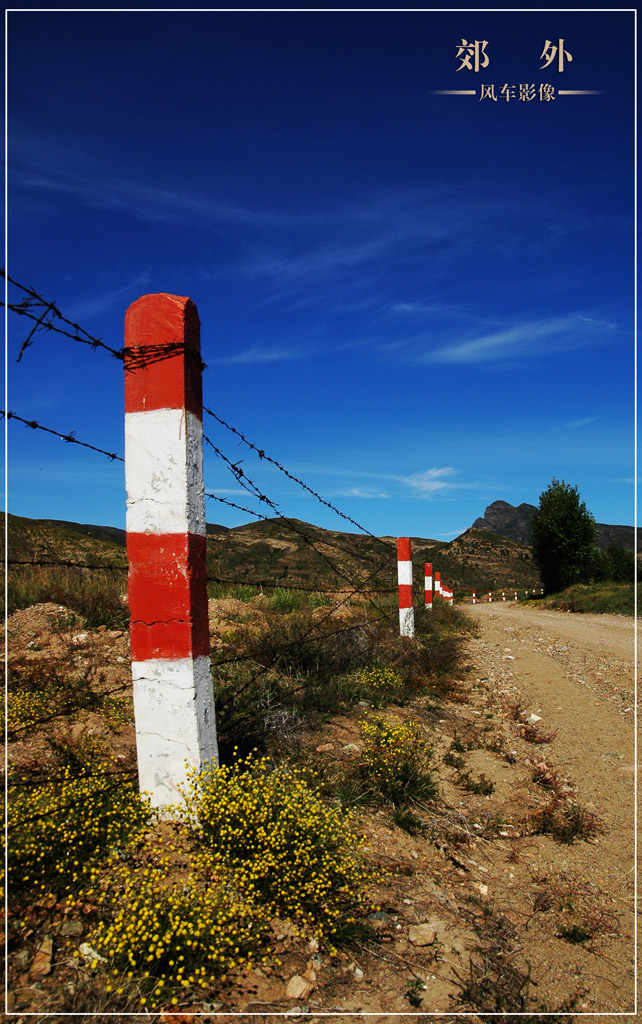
359;715;437;804
4;690;53;731
357;665;404;707
185;752;376;933
85;860;269;1010
7;762;150;898
101;694;134;729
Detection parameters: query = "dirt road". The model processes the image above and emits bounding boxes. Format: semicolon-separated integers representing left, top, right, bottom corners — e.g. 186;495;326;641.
460;601;637;1016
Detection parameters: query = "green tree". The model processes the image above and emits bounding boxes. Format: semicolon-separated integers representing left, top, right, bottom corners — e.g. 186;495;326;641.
606;544;635;583
531;479;598;593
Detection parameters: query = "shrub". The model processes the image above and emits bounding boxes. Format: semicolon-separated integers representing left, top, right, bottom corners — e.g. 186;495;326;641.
7;762;151;899
85;859;269;1010
359;715;438;805
356;664;405;707
534;799;604;845
5;657;103;736
183;752;378;937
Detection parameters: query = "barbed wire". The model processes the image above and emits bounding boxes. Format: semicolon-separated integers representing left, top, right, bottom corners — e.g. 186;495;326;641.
3;270;124;363
204;435;385;590
3;411;124;462
7;558;127;572
123;342;206;372
204;405;396;554
4;272;205;372
7;557;396;595
5;275;402;606
204;435;395;585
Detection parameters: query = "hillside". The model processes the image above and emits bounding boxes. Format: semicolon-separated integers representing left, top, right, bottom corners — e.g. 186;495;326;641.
6;512;541;597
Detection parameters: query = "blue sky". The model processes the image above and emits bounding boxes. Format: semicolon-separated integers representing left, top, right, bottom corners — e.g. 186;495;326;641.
6;9;636;541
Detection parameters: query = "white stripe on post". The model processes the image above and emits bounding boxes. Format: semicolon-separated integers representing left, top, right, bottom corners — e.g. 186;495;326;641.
424;562;433;610
397;538;414;637
125;293;218;809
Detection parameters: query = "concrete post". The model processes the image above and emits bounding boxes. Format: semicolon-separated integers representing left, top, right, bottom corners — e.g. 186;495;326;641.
397;538;414;637
424;562;433;610
124;293;218;809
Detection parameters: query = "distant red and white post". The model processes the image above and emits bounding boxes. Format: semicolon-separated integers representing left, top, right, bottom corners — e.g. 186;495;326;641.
424;562;433;610
397;538;414;637
125;293;218;809
435;571;442;599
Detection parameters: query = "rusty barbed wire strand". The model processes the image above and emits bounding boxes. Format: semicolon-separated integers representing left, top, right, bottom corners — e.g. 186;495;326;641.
7;558;127;572
7;558;395;595
204;436;385;590
3;270;123;362
206;575;395;595
204;434;395;584
4;272;206;371
204;405;397;554
123;342;206;372
2;411;124;462
211;598;398;672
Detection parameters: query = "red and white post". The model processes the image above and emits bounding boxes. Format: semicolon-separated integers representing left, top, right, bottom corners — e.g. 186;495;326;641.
472;590;476;604
125;293;218;809
434;571;442;599
397;538;414;637
424;562;433;610
514;590;518;601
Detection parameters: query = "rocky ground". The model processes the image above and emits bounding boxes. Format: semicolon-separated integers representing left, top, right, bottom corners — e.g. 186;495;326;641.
6;599;637;1021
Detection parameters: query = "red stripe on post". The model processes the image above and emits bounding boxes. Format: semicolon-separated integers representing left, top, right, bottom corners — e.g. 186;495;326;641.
124;293;203;418
398;583;413;609
397;537;411;562
127;532;210;661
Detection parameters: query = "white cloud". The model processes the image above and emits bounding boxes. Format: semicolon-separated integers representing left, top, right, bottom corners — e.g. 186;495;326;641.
400;467;457;493
210;344;305;365
566;415;601;429
414;314;616;366
337;487;391;499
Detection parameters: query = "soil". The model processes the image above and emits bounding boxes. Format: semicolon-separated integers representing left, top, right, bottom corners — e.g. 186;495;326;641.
6;599;638;1021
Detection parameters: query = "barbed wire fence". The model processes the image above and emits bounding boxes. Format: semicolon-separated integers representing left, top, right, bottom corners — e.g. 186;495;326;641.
4;273;411;682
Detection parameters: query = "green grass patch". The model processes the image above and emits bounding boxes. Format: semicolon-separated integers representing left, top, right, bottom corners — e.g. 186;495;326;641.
7;564;128;629
539;581;638;616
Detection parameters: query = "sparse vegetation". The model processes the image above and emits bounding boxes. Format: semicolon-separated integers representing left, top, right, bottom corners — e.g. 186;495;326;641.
8;564;128;628
6;511;632;1015
359;714;438;805
533;798;604;845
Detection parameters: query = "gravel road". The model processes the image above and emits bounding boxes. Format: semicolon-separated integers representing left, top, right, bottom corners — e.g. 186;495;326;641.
461;601;637;1016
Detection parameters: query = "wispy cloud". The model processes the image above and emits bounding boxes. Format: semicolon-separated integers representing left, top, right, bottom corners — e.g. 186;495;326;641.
209;344;306;364
65;274;152;319
14;162;304;230
566;415;601;429
337;487;391;499
399;467;457;494
414;314;616;365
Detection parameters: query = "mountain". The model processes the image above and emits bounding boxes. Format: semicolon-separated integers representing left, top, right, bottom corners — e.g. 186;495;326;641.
472;501;537;545
472;500;637;553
